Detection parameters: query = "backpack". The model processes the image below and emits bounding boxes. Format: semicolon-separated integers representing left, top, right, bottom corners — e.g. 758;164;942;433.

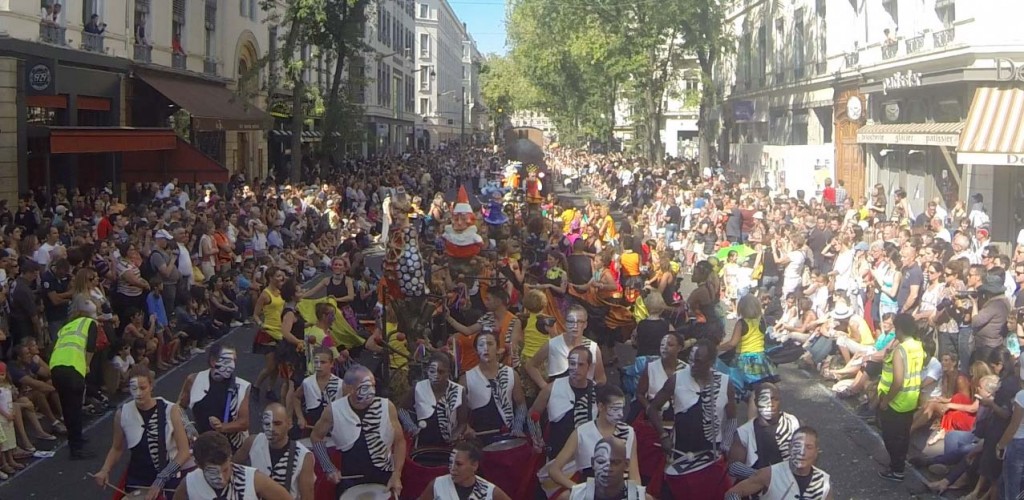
139;250;159;281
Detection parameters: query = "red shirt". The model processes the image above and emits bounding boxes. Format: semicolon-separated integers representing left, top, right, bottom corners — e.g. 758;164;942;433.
823;186;837;205
96;216;112;241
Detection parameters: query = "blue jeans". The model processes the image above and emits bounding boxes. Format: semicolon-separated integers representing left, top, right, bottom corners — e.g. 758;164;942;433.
925;430;977;466
664;223;679;248
1002;438;1024;500
958;325;974;374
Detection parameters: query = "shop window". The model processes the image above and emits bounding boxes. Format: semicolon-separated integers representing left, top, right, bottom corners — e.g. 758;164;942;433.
791;111;809;145
27;107;63;126
935;98;963;122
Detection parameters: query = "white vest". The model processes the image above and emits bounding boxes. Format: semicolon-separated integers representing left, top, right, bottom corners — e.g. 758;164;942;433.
647;359;684;411
248;433;311;497
672;366;728;441
120;398;183;467
432;474;496;499
466;365;515;427
764;462;831;500
735;413;800;467
414;379;464;421
548;377;595;423
328;396;395;470
183;464;257;500
301;374;342;411
576;421;635;471
548;335;598;379
189;370;252;448
569;479;646;500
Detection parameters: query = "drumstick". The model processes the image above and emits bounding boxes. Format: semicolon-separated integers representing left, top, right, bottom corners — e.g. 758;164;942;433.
340;474;365;480
87;473;131;497
475;428;503;436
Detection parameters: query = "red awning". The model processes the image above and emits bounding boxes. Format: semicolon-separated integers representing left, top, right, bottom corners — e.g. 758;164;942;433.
122;136;229;184
50;127;177;154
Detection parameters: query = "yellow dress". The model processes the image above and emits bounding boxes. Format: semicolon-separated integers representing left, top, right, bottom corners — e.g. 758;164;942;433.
522;313;550;361
261;288;285;341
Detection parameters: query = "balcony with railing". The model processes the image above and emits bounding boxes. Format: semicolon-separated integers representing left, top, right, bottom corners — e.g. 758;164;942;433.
134;44;152;63
881;42;899;60
905;34;925;54
844;52;859;67
933;27;956;48
204;58;217;75
39;23;66;46
80;32;104;53
172;53;187;70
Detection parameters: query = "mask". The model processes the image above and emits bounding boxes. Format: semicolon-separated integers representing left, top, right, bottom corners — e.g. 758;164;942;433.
354;379;375;405
203;465;226;490
659;335;673;358
605;401;625;425
212;351;236;381
755;390;775;422
593;443;613;487
129;378;143;401
427;362;440;384
262;410;276;440
790;433;810;470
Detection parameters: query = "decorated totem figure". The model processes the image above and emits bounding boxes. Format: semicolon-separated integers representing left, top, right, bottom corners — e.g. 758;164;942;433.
481;181;510;241
442;186;484;260
503;161;522;190
525;165;544;213
382;187;428;300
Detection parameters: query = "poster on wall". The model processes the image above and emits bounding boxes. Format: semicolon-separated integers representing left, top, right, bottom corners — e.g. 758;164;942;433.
813;160;832;198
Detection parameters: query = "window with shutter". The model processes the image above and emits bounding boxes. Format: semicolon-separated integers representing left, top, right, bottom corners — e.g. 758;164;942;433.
172;0;185;23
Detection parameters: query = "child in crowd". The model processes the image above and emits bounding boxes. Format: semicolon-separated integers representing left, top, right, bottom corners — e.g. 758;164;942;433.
145;277;186;364
122;307;163;370
109;341;135;393
208;274;240;335
0;363;24;477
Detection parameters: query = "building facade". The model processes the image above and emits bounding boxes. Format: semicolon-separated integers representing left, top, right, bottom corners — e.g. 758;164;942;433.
358;0;416;156
717;0;1024;244
415;0;480;149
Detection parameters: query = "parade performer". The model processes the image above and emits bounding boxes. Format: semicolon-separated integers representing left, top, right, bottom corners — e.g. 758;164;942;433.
503;161;522;191
443;186;485;261
558;437;652;500
177;346;252;453
310;365;405;498
445;288;522;371
400;352;468;448
548;385;639;490
530;345;598;460
633;332;686;491
525;165;544;211
459;332;528;444
727;383;800;481
525;305;607;390
418;441;512;500
481;181;510;236
382;187;428;300
94;365;193;499
725;427;832;500
648;339;737;500
289;347;342;433
173;432;290;500
233;403;314;499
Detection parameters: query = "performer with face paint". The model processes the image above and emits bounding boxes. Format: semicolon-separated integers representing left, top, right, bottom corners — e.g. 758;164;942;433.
310;364;406;498
445;288;523;370
727;383;801;481
289;347;342;432
417;441;512;500
174;432;290;500
399;352;468;447
177;345;252;453
633;332;686;490
94;365;194;500
549;385;640;491
233;403;314;499
458;331;529;444
647;338;737;500
525;305;607;392
530;345;598;460
559;437;653;500
725;427;832;500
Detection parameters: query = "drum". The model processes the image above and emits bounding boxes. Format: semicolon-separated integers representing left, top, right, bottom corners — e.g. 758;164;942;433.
339;483;390;500
480;437;540;499
567;254;592;286
400;447;450;500
313;447;343;500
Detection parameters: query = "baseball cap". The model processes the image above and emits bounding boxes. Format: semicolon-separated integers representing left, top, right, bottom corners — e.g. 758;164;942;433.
155;229;173;240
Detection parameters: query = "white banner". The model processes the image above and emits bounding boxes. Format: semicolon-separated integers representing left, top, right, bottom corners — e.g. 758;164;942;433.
857;132;959;147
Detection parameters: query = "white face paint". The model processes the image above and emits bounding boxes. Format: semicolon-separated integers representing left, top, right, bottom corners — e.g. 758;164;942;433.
756;390;775;422
689;345;703;365
203;465;226;490
567;353;582;378
565;313;585;341
312;356;326;372
354;378;375;405
476;336;492;362
129;377;143;401
262;410;276;440
605;399;625;425
427;362;440;383
592;442;613;487
790;433;811;470
448;450;458;476
211;350;237;381
659;335;673;358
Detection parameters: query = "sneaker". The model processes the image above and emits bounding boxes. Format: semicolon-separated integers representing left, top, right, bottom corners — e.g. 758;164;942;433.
230;321;243;328
190;347;206;355
878;470;905;482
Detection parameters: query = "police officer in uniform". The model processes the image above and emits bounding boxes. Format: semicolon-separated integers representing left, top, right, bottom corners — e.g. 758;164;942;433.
51;294;101;460
234;402;315;499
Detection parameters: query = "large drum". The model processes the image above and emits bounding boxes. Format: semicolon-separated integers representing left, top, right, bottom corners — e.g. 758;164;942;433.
479;437;541;499
400;447;450;500
339;483;389;500
567;254;592;286
313;447;343;500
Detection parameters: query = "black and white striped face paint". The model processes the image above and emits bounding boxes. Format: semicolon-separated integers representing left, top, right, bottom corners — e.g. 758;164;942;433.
129;377;143;401
261;410;275;440
605;398;625;425
790;432;812;470
592;441;613;487
567;352;582;378
449;449;458;476
427;362;440;384
212;349;237;381
354;376;375;405
659;335;672;358
756;388;776;422
203;464;227;490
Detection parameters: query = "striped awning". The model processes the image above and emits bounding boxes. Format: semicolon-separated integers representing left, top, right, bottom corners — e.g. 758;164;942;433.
857;122;963;147
269;129;324;140
958;87;1024;166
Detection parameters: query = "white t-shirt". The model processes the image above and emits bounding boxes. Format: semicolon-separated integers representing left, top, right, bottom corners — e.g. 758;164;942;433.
34;242;58;267
1015;390;1024;439
112;354;135;375
0;387;12;417
925;357;943;399
782;250;806;293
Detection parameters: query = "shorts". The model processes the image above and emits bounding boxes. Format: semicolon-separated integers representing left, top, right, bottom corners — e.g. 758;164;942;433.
252;330;279;355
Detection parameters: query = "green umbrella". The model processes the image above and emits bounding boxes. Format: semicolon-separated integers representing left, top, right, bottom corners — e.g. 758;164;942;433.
715;243;758;262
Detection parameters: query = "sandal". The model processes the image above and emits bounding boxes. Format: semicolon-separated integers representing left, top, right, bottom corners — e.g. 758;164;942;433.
10;462;24;470
835;387;858;399
32;433;56;441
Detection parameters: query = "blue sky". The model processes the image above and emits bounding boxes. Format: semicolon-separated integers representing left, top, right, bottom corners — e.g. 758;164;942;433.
450;0;508;56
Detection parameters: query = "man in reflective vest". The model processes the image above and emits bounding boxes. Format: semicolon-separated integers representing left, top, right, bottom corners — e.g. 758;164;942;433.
51;298;99;460
875;313;924;482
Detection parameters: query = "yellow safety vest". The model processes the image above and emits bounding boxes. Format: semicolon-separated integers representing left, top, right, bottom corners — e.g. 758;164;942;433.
878;337;924;413
50;317;93;377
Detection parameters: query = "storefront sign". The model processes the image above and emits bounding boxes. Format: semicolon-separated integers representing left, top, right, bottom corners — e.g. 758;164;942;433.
882;70;922;96
733;101;755;122
958;152;1024;166
857;132;960;147
25;59;56;95
995;58;1024;82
